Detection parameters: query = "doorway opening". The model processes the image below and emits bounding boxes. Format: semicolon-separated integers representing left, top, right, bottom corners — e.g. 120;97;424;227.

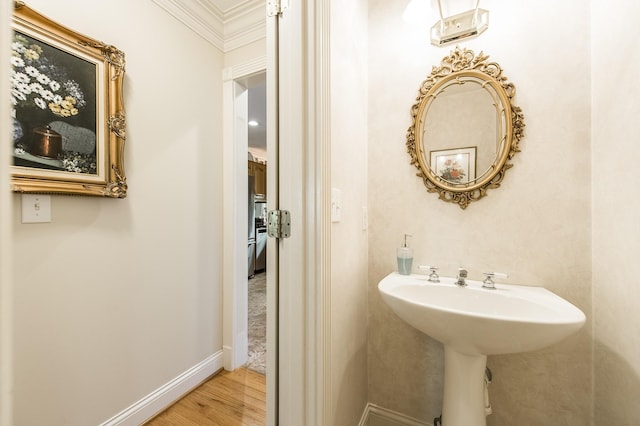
246;72;267;375
221;57;268;376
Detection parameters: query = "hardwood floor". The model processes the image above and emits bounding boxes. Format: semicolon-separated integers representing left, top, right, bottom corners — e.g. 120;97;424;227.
145;368;266;425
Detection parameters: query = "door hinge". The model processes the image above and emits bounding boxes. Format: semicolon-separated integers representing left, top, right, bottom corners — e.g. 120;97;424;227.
267;0;289;17
267;210;291;239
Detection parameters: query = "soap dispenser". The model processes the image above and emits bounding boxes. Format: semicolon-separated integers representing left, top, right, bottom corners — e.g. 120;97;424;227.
397;234;413;275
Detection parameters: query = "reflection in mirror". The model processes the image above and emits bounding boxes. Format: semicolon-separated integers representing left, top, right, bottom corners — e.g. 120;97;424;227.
422;79;500;184
406;48;525;209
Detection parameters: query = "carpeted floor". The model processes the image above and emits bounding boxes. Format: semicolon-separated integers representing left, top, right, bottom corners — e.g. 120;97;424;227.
246;272;266;375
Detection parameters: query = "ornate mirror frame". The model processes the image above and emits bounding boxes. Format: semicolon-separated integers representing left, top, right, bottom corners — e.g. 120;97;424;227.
406;47;525;209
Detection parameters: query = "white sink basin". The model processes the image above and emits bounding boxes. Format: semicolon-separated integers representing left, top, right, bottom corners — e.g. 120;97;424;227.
378;272;585;426
378;272;585;355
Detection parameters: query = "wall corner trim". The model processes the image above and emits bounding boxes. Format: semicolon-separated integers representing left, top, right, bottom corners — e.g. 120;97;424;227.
99;351;223;426
358;403;430;426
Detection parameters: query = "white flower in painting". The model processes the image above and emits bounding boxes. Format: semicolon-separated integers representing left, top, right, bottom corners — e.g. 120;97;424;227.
40;90;54;101
24;66;39;77
64;80;86;108
11;89;26;102
12;72;29;84
36;74;51;85
10;56;24;67
11;42;25;52
11;33;85;117
15;82;31;95
34;97;47;109
29;82;43;93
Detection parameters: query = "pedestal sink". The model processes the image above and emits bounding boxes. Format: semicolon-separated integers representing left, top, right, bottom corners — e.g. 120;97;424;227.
378;272;585;426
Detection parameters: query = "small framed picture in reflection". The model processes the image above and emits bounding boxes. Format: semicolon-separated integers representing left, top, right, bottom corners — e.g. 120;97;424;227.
430;147;476;185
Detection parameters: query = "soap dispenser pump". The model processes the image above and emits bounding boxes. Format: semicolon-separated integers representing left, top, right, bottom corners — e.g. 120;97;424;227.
397;234;413;275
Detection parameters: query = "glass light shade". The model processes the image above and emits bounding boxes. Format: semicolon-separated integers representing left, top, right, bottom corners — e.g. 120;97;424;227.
430;8;489;46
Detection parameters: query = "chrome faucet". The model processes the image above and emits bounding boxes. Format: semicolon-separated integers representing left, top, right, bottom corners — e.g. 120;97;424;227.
418;265;440;282
456;268;468;286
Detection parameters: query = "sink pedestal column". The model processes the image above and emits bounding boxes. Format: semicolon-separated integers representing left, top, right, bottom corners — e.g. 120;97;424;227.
442;347;487;426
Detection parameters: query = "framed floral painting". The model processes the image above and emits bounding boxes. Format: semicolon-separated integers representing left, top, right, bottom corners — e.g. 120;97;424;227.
430;147;477;185
10;2;127;197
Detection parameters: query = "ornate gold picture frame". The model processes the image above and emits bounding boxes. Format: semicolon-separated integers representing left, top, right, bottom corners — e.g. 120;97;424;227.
10;2;127;197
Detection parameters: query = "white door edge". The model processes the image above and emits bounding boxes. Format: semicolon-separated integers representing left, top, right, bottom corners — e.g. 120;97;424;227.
270;0;332;424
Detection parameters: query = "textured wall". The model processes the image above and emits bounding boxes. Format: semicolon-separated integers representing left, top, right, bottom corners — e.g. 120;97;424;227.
330;0;370;424
367;0;592;424
592;1;640;424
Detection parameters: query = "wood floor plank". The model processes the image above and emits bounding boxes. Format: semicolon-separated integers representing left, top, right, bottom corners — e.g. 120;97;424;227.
145;368;266;426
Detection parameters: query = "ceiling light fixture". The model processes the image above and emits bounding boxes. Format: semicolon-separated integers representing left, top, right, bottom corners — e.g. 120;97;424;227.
430;0;489;46
248;120;259;127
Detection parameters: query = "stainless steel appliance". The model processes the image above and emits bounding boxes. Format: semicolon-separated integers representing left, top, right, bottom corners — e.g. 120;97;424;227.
255;225;267;271
248;176;256;278
254;200;267;272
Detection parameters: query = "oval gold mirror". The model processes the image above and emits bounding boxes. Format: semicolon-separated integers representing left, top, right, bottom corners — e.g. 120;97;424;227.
406;48;525;209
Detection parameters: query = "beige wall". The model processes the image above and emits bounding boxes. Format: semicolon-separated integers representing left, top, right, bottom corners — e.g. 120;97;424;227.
224;38;265;69
1;1;13;424
592;1;640;424
367;0;592;424
330;0;369;424
10;0;224;424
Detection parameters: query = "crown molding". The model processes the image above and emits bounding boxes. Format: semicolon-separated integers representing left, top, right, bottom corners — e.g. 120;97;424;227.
152;0;265;52
224;1;266;51
152;0;225;50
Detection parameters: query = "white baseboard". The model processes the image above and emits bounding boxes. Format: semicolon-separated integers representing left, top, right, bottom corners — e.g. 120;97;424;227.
100;350;223;426
223;338;248;371
358;403;431;426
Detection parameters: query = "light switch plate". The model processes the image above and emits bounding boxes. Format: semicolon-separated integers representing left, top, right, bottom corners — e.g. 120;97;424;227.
21;194;51;223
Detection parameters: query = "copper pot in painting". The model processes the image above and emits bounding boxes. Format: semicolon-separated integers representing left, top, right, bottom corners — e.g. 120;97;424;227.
30;125;62;158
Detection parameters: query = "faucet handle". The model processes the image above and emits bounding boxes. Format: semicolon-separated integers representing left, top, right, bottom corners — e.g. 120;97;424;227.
482;272;509;289
418;265;440;282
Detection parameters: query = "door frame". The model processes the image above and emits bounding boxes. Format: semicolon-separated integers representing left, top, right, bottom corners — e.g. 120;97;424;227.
221;56;267;372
